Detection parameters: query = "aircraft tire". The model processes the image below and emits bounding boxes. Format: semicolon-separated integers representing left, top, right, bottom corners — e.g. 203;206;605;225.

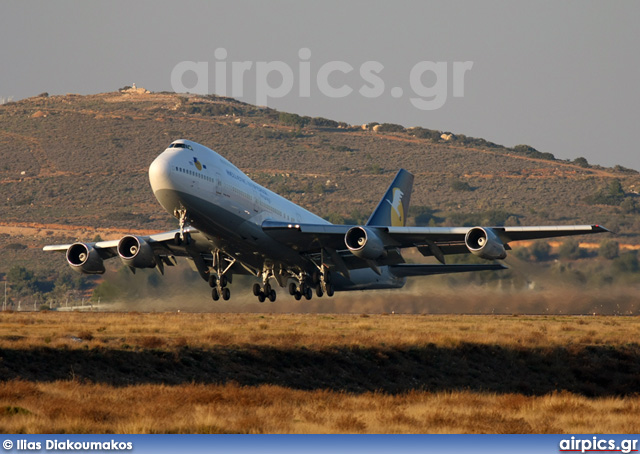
288;282;297;295
174;233;182;246
258;292;266;303
264;282;271;295
220;275;227;287
209;275;217;288
268;289;276;302
326;284;334;297
212;287;220;301
294;292;302;301
222;287;230;300
315;285;323;298
253;283;261;296
304;287;313;300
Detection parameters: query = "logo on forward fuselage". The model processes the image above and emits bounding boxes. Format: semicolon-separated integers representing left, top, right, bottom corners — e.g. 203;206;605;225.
192;157;207;171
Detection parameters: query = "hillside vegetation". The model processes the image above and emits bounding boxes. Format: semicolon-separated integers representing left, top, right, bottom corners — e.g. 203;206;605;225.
1;91;639;307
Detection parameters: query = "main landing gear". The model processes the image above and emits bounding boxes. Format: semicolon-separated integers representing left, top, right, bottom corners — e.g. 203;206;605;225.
288;270;334;301
253;282;276;303
210;274;230;301
210;250;235;302
253;267;277;303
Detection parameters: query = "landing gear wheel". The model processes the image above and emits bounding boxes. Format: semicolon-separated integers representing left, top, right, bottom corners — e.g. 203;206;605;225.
315;284;323;298
304;287;313;300
209;275;217;288
219;275;227;288
326;283;334;297
258;292;266;303
264;282;271;295
222;287;230;301
288;282;297;295
174;232;182;246
183;232;191;245
253;283;261;296
268;289;276;302
294;292;302;301
211;287;220;301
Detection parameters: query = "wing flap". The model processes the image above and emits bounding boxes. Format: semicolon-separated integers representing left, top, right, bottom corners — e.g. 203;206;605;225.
389;263;507;277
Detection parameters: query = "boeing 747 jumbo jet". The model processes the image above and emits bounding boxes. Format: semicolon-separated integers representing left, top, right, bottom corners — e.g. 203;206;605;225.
44;140;608;302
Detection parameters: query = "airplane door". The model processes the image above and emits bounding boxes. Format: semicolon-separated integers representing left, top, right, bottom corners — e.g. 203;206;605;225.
215;172;222;195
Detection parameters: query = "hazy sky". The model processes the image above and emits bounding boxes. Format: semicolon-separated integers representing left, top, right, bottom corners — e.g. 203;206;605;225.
1;1;639;169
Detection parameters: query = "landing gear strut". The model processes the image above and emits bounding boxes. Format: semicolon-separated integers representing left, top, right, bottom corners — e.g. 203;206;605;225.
210;250;235;302
254;267;277;302
173;208;191;245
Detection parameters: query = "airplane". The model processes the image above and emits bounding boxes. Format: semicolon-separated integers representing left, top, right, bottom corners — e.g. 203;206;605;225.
44;139;609;303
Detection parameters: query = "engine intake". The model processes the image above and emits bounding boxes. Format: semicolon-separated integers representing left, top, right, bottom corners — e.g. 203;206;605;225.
345;226;386;260
66;243;105;274
465;227;507;260
117;236;156;269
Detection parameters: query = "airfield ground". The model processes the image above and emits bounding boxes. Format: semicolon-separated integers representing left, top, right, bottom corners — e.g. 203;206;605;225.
0;312;638;433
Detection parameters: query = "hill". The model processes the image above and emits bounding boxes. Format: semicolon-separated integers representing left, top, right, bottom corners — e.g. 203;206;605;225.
0;90;639;306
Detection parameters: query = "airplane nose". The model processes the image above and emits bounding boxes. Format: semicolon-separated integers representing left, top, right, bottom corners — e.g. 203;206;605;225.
148;150;174;194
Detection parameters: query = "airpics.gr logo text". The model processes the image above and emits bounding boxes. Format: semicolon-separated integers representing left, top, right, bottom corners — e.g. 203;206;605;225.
171;48;473;111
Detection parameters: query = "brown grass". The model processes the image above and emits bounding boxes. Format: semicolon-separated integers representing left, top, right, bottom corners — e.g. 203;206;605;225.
0;312;639;433
0;381;638;433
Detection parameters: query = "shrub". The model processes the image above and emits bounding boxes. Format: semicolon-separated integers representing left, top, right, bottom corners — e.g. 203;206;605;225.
377;123;405;133
449;179;473;192
410;127;441;141
279;112;310;128
3;243;27;250
310;117;339;128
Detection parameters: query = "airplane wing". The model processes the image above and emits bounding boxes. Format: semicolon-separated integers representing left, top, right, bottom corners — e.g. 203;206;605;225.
42;227;207;275
261;221;609;263
42;228;196;256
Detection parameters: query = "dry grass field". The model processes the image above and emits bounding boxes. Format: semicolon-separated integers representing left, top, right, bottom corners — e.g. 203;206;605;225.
0;311;639;433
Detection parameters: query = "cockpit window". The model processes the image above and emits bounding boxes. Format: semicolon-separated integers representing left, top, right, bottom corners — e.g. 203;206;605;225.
169;143;193;150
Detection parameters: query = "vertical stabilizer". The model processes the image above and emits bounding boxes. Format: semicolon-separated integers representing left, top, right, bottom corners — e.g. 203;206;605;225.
366;169;414;227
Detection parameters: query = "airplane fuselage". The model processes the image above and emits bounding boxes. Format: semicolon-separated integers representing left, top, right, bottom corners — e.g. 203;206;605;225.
148;139;405;290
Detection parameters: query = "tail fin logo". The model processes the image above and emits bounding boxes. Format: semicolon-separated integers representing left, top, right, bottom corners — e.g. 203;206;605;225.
387;188;404;226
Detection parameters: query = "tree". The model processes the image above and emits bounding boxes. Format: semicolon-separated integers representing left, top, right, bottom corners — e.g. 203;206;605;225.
599;240;619;260
573;157;589;167
7;266;38;295
530;241;552;261
558;239;585;260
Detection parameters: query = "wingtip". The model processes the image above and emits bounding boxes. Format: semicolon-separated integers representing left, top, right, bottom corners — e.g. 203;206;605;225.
593;224;612;234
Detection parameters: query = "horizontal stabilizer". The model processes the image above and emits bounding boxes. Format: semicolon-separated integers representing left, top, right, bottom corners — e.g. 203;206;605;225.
389;263;507;278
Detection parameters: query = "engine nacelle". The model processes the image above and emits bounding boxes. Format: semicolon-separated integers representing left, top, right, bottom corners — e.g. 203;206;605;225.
66;243;105;274
117;236;156;269
465;227;507;260
345;226;387;260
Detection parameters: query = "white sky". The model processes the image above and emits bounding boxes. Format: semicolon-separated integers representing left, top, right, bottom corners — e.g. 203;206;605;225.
1;0;639;169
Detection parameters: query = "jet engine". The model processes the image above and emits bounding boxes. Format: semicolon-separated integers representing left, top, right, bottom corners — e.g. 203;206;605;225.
465;227;507;260
345;226;387;260
117;236;156;269
66;243;105;274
